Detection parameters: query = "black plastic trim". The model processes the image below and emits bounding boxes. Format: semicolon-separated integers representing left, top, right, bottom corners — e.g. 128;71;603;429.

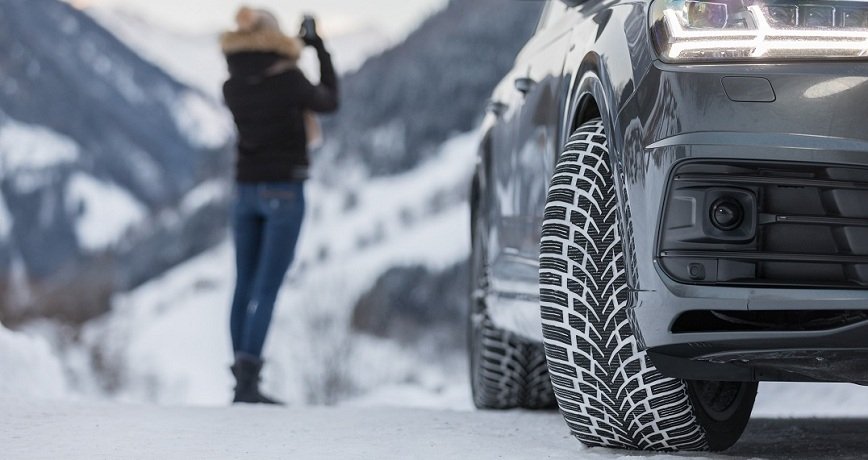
657;159;868;289
660;250;868;265
674;173;868;190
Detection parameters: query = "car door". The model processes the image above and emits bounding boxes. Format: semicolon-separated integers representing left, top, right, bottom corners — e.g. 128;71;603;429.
494;1;575;295
485;68;528;289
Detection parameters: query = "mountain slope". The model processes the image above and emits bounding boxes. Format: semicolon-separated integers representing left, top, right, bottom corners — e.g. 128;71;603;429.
0;0;531;326
0;0;234;325
318;0;543;178
62;131;478;406
7;0;546;403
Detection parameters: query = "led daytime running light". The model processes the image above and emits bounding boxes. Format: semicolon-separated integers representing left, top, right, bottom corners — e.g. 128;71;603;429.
656;2;868;61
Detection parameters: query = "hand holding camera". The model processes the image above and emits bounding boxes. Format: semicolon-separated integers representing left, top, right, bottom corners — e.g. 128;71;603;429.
300;15;323;48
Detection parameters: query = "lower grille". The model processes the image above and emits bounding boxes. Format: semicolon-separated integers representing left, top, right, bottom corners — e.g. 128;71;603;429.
658;160;868;288
671;310;868;333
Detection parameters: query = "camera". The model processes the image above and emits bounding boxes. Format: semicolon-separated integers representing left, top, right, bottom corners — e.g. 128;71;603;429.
300;15;317;44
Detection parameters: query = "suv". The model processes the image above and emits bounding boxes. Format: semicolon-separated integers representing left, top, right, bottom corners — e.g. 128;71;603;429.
469;0;868;452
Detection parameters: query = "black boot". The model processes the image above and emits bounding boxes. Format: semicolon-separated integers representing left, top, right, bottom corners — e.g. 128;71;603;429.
231;354;283;405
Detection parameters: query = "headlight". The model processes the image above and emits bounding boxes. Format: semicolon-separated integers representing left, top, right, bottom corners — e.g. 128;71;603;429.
650;0;868;62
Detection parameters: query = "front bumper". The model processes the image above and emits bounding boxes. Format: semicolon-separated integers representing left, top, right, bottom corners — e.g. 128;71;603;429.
621;60;868;383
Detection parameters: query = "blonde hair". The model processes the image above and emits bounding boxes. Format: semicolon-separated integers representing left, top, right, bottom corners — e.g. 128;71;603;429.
221;6;302;61
235;6;282;33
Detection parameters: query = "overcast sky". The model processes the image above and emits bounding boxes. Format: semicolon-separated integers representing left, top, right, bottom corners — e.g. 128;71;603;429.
68;0;449;39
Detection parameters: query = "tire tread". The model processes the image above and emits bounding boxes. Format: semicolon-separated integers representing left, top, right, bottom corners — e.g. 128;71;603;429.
539;120;708;450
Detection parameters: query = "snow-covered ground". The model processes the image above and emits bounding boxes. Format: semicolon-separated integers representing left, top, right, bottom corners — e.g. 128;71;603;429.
0;327;67;400
0;400;588;460
5;397;868;460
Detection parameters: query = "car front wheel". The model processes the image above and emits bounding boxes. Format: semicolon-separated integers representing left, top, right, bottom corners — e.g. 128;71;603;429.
538;118;756;451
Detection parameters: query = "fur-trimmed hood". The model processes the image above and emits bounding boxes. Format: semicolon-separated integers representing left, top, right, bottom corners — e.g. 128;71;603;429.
220;29;303;61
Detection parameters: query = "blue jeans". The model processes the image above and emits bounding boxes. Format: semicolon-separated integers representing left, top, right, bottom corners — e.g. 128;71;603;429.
230;182;305;358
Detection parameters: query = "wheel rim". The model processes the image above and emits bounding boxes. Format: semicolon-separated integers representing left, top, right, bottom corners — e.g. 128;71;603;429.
691;380;748;422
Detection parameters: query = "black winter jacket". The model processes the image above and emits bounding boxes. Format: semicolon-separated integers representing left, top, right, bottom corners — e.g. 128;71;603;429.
223;45;339;182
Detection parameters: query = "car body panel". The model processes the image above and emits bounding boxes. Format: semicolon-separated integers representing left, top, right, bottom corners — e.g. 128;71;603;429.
482;0;656;339
622;62;868;351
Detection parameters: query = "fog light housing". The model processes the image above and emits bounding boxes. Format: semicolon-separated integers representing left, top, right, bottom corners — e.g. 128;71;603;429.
711;198;745;231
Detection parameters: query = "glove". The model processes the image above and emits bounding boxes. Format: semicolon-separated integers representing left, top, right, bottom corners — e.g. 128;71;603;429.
300;16;323;48
303;34;324;49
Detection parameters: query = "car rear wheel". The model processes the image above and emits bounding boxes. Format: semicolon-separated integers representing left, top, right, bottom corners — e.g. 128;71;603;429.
469;180;556;410
539;119;756;451
469;313;555;409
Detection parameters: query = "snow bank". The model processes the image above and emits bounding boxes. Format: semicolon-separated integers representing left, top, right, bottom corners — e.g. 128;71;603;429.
83;243;237;406
65;172;148;251
0;323;68;400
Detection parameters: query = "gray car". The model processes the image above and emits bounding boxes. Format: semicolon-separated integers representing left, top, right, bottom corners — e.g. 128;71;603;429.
469;0;868;452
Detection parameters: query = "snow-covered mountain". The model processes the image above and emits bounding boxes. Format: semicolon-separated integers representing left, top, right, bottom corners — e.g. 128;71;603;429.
0;0;234;326
84;7;229;100
55;131;477;406
0;0;540;325
0;0;546;405
318;0;546;178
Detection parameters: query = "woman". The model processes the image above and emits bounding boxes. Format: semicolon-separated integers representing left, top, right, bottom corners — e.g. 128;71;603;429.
221;7;339;404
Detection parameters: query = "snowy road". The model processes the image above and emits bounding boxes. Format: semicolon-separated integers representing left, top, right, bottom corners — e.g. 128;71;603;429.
3;399;868;460
731;419;868;459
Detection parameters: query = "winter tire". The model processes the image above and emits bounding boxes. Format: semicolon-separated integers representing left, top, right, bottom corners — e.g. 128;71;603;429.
469;313;555;409
469;180;556;410
539;119;756;451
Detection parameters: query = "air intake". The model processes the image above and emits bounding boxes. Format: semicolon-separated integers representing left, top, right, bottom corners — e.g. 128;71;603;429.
659;160;868;288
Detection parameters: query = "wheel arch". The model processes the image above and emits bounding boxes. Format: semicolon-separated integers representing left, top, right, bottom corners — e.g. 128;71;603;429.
560;57;644;327
561;54;614;150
